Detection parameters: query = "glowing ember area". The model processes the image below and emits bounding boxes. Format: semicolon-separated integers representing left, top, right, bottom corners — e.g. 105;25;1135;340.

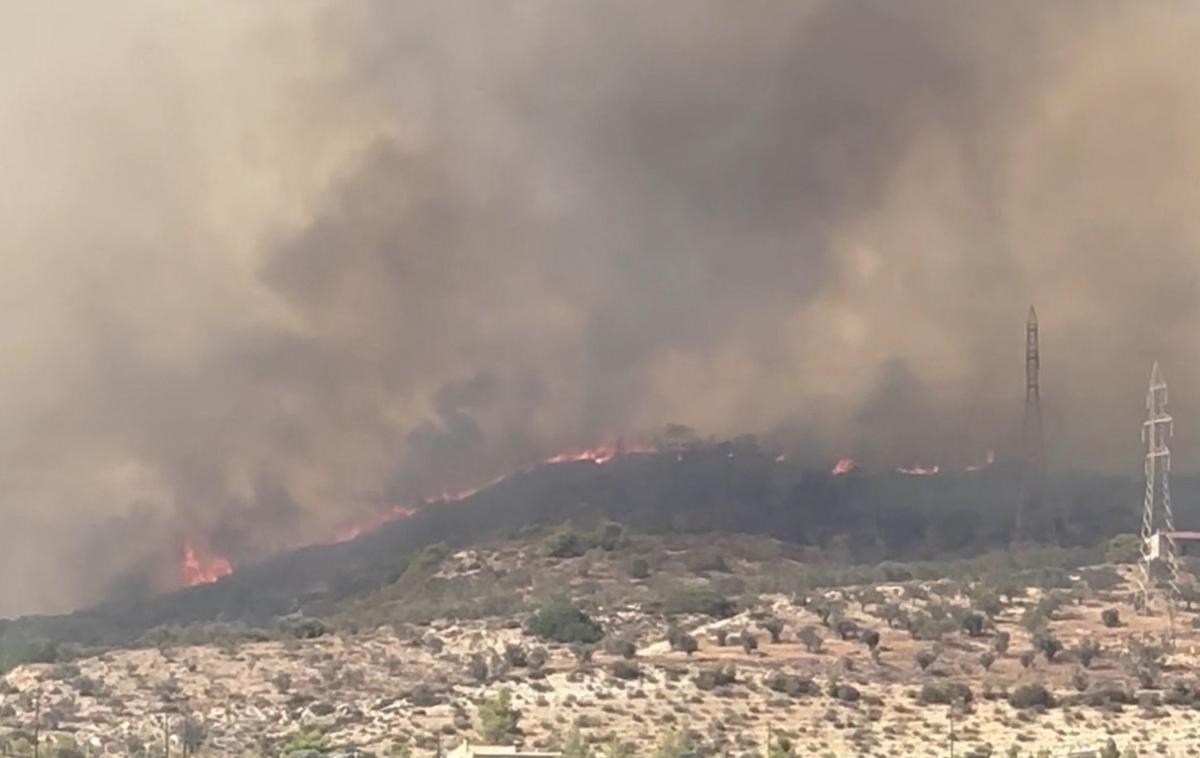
179;542;232;587
831;457;857;475
333;505;416;544
896;464;940;476
966;450;997;471
544;446;618;465
333;443;653;546
543;440;656;466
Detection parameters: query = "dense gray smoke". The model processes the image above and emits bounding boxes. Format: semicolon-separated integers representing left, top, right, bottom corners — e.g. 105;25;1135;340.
1;1;1198;614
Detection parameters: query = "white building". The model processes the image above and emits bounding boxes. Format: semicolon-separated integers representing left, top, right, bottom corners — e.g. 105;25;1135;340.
1146;530;1200;560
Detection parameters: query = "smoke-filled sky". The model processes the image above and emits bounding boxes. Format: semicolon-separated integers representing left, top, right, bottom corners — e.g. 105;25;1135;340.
2;1;1199;615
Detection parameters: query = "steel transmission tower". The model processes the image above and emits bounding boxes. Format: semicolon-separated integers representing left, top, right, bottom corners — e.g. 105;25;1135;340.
1016;306;1044;543
1137;361;1182;617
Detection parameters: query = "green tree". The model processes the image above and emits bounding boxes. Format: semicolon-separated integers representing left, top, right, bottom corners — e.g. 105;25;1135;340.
478;688;520;743
1105;534;1141;564
527;596;604;644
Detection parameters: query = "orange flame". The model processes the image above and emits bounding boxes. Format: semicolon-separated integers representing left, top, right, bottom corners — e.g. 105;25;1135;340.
193;438;660;579
179;541;232;587
544;446;618;465
831;458;857;475
896;464;940;476
332;504;416;544
543;440;656;467
332;441;654;545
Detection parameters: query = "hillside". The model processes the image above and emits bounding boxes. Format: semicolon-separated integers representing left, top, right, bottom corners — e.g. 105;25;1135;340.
0;528;1196;757
0;441;1184;656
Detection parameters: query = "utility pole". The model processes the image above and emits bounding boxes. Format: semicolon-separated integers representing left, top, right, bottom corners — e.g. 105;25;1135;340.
161;713;171;758
1017;306;1045;544
1137;362;1182;630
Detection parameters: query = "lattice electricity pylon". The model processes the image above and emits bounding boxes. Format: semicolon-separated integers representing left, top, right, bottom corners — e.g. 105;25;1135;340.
1016;306;1044;544
1136;361;1182;618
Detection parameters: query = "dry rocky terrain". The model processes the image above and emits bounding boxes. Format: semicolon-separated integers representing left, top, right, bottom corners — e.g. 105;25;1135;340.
1;532;1198;757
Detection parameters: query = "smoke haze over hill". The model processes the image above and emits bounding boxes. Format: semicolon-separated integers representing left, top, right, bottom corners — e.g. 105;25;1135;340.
1;1;1200;614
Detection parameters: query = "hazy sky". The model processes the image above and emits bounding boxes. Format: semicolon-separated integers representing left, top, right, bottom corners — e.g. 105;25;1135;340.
1;1;1199;614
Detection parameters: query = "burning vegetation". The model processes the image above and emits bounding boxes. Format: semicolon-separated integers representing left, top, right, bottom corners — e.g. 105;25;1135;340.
173;437;1010;590
178;542;232;588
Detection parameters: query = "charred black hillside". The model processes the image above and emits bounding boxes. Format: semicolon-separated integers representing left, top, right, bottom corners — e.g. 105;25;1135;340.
0;440;1183;652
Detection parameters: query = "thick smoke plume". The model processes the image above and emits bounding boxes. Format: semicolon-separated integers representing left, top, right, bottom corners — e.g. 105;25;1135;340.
1;1;1199;614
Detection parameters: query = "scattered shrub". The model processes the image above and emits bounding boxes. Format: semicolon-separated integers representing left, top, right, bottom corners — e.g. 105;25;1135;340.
1076;638;1102;669
765;671;815;697
468;654;489;682
798;626;823;654
834;619;859;641
629;558;651;580
478;688;520;742
1034;633;1063;662
667;628;698;656
762;618;784;644
503;644;528;668
605;638;637;660
1071;668;1089;693
1008;683;1054;709
861;629;880;651
686;549;730;574
919;681;973;705
661;585;736;618
916;649;938;671
527;597;604;644
1104;534;1141;564
610;660;641;680
280;616;328;641
961;612;986;638
693;663;736;690
544;530;589;559
992;631;1010;656
740;633;759;654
